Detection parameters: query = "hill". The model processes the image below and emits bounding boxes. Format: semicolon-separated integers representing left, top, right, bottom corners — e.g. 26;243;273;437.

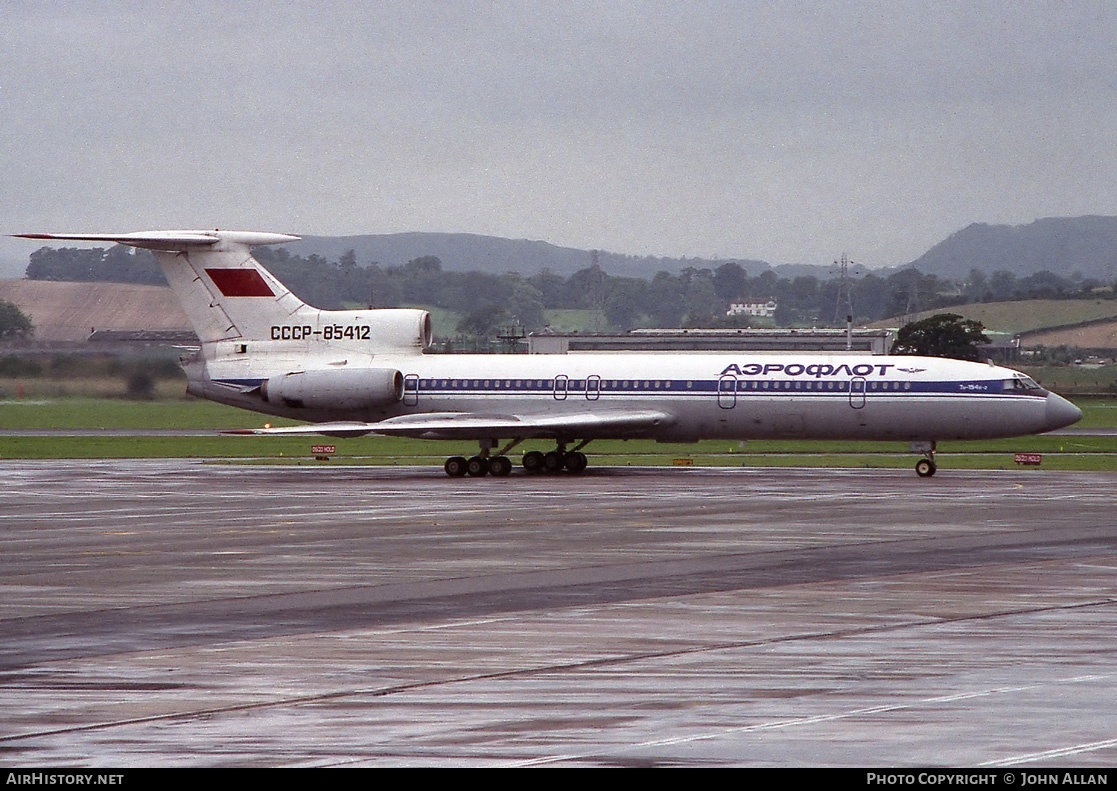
0;280;189;342
281;232;776;278
1023;321;1117;349
908;215;1117;281
239;215;1117;281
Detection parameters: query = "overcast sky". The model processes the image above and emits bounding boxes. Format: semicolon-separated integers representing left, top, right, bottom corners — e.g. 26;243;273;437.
3;1;1116;276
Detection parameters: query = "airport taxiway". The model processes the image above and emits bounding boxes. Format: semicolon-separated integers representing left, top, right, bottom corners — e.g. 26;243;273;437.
2;461;1116;766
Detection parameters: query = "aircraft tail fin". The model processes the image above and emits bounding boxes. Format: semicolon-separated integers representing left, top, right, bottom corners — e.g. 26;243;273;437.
15;231;308;344
14;230;431;355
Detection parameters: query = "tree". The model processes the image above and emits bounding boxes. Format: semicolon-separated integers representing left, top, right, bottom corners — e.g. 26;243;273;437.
963;268;989;302
564;264;608;310
456;305;510;338
643;271;687;327
503;275;546;329
891;313;988;361
682;269;720;326
0;300;33;340
528;268;566;307
26;244;164;285
712;261;748;302
986;270;1018;302
603;278;647;330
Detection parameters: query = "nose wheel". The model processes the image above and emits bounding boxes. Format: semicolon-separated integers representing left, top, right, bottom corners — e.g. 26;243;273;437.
911;441;937;477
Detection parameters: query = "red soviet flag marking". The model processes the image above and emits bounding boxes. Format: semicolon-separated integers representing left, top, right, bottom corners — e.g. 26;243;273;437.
205;268;275;297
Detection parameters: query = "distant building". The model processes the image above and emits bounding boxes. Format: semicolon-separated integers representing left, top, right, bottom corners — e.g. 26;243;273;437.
525;328;894;355
727;300;777;317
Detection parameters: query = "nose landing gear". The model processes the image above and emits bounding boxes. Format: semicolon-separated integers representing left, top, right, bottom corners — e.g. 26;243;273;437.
911;441;937;477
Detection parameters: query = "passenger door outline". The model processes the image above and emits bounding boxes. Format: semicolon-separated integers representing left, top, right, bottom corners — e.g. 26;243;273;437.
586;374;601;401
403;373;420;406
553;374;569;401
718;374;737;409
849;376;866;409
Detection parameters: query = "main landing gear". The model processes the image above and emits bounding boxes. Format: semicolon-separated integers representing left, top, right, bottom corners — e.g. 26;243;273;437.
911;441;937;478
443;438;521;478
443;454;513;478
443;440;591;477
522;448;588;474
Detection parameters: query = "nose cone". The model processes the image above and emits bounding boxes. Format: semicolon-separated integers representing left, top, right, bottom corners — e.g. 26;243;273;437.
1045;392;1083;431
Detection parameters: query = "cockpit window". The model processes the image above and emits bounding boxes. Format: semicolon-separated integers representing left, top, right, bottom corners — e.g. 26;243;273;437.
1004;376;1043;392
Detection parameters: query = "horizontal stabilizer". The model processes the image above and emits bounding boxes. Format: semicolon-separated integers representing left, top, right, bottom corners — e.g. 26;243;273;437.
12;230;299;251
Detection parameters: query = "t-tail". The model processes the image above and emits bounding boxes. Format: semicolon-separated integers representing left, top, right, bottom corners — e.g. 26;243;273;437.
13;230;432;416
15;230;431;347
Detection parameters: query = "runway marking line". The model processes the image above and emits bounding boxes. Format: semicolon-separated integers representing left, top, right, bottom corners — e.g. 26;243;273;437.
520;673;1117;767
980;735;1117;766
4;596;1117;751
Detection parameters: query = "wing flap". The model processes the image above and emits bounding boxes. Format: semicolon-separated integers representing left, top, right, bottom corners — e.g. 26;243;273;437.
223;422;376;438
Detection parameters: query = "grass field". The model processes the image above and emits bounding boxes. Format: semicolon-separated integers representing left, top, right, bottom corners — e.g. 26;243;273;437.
1020;365;1117;395
1;395;1114;471
876;299;1117;335
542;309;608;333
0;397;295;430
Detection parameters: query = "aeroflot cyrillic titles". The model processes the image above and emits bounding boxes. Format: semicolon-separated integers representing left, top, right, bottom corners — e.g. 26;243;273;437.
14;230;1082;478
720;362;899;377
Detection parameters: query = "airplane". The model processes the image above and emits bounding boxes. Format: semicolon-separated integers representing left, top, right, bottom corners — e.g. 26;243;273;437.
14;230;1082;478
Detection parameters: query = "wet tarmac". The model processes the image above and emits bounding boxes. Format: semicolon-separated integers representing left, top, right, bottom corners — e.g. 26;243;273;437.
1;461;1116;766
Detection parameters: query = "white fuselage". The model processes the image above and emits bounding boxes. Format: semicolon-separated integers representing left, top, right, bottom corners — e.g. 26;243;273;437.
191;345;1076;443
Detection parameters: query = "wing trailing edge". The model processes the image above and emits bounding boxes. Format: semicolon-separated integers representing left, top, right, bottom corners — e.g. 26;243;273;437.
223;422;376;439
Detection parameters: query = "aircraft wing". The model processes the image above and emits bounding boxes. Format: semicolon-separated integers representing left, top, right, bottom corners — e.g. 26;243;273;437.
224;410;675;440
